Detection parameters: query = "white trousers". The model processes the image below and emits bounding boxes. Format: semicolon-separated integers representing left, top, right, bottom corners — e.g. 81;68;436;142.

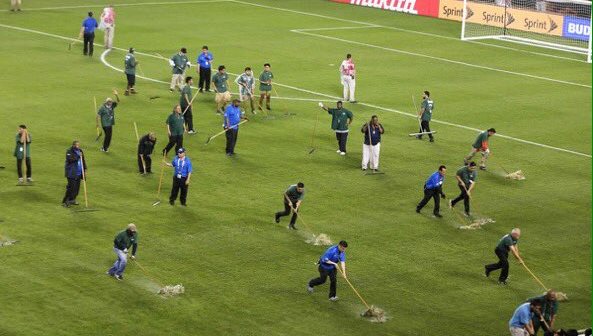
509;327;527;336
104;25;115;49
341;75;355;102
362;143;380;169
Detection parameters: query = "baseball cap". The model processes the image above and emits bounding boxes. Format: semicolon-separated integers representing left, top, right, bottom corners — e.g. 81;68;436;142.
177;148;185;154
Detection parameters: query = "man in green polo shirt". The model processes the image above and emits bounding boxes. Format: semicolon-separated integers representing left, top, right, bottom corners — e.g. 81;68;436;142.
527;290;559;334
106;223;138;281
162;105;186;156
258;63;274;111
13;124;32;184
124;47;138;96
275;182;305;230
95;91;120;153
465;128;496;170
320;101;353;155
449;161;477;216
485;228;523;285
212;65;231;114
169;47;191;92
180;76;195;134
416;90;434;142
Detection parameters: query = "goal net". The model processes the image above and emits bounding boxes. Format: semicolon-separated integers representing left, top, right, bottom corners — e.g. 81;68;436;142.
460;0;592;62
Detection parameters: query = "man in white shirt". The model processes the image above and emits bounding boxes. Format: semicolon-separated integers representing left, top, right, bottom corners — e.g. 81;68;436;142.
340;54;356;103
100;5;116;49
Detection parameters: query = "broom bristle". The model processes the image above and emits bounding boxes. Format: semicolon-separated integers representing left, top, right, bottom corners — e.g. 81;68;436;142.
361;305;386;323
158;284;185;296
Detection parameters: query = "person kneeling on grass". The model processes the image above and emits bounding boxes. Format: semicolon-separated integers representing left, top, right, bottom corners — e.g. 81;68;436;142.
107;223;138;281
307;240;347;302
275;182;305;230
509;299;542;336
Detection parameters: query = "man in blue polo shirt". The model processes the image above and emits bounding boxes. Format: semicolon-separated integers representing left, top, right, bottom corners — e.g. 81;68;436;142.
78;12;98;56
196;46;213;92
307;240;347;301
223;99;248;156
416;165;447;217
509;299;542;336
165;147;192;206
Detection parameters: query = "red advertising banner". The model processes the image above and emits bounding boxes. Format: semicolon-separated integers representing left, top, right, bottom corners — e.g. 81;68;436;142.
329;0;439;18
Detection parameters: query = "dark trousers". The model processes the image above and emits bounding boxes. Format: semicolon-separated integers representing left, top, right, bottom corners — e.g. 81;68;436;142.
485;249;509;282
163;135;183;155
308;265;337;298
183;108;194;131
335;132;348;153
417;188;440;215
418;120;433;140
533;317;552;335
138;154;152;173
451;184;470;213
276;200;298;227
83;32;95;56
225;128;239;154
170;176;188;205
16;158;31;178
199;67;212;91
63;176;81;204
102;126;113;150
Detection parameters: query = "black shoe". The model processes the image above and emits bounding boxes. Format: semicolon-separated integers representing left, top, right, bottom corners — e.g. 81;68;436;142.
289;225;297;230
429;138;434;142
415;208;420;214
275;214;280;223
62;202;70;208
433;213;442;218
169;200;174;206
266;106;271;111
199;89;203;93
484;266;490;278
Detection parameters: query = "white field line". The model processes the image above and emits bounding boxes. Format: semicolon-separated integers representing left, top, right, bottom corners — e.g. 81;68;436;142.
232;0;589;63
291;30;592;89
295;26;380;32
1;23;590;158
0;0;229;12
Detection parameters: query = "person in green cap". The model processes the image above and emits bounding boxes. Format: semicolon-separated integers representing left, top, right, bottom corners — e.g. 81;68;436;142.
14;124;32;184
124;47;138;96
258;63;274;111
319;101;353;156
106;223;138;281
162;105;186;156
465;128;496;170
449;161;477;216
96;91;120;153
416;90;435;142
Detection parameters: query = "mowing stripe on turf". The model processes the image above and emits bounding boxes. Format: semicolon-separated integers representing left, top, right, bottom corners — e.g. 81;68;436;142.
1;23;589;159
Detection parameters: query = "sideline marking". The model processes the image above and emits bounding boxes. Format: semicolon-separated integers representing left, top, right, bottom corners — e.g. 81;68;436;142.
0;0;229;12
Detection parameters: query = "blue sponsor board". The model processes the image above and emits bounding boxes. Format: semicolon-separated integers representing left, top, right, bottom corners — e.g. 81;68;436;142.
562;16;590;41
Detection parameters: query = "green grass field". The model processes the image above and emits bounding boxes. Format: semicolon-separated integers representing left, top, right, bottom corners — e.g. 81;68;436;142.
0;1;591;335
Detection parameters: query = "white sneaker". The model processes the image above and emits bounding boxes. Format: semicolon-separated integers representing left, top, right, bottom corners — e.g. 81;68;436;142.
448;200;453;209
188;130;195;134
17;178;24;183
329;296;339;301
307;286;314;293
340;152;346;156
27;177;33;182
336;149;341;153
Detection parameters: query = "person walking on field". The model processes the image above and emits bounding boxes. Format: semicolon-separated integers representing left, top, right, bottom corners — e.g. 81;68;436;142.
223;99;249;156
416;91;435;142
96;92;120;153
79;11;98;57
165;148;192;206
449;161;477;216
361;115;383;171
106;223;138;281
124;47;138;95
416;165;447;218
235;67;256;114
162;105;186;156
137;132;156;174
258;63;274;111
509;299;542;336
169;48;191;92
196;46;213;92
10;0;22;11
319;101;353;156
274;182;305;230
485;228;524;285
180;76;196;134
340;54;356;103
307;240;348;301
100;4;116;49
465;128;496;170
212;65;231;114
62;140;87;207
14;125;32;184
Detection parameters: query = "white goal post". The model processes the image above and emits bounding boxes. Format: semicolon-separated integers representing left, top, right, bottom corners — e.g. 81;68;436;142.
460;0;592;62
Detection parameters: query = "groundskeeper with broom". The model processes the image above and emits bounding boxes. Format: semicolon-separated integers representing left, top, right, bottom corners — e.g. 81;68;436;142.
107;223;138;281
416;165;446;217
162;105;186;156
509;299;542;336
62;140;87;207
307;240;347;301
416;91;435;142
485;228;524;285
124;47;138;96
14;125;32;184
527;290;559;335
319;101;353;156
180;76;196;134
165;148;192;206
274;182;305;230
96;93;120;153
137;132;156;174
464;128;496;170
449;161;478;217
223;99;248;156
258;63;274;111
